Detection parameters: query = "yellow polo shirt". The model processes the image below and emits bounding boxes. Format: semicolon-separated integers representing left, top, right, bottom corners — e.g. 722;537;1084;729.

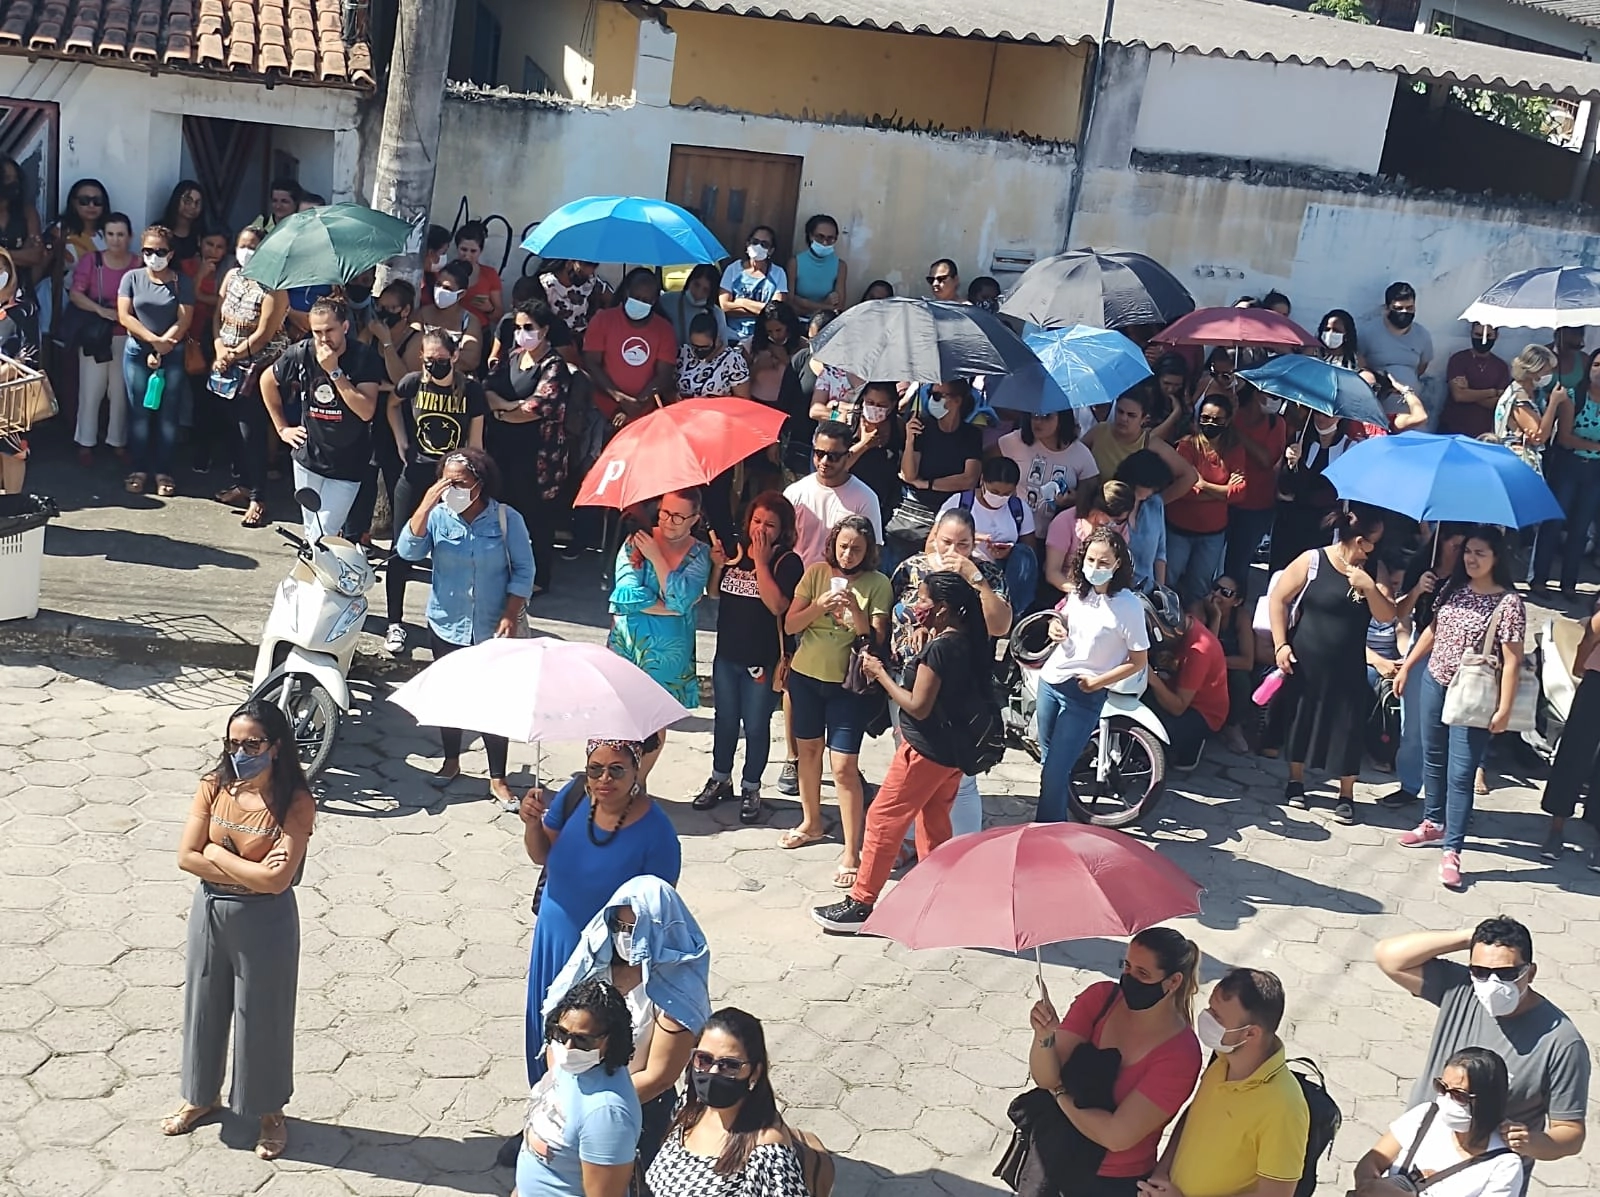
1168;1048;1309;1197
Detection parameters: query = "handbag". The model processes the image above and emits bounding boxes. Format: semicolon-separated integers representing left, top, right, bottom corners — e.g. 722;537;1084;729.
1345;1105;1513;1196
782;1123;834;1197
842;635;878;695
55;252;115;362
1442;594;1536;731
771;610;792;694
183;337;207;376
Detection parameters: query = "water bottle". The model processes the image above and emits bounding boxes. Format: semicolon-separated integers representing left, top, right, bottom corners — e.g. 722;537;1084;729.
1251;668;1286;706
142;360;165;411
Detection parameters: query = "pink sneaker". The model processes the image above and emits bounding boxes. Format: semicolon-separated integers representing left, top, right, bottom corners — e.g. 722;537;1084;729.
1440;849;1463;889
1400;820;1444;848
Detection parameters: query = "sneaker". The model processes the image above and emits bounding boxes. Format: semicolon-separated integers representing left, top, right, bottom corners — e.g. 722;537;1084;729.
777;760;800;797
1440;849;1463;889
1400;819;1445;848
739;788;762;824
384;623;407;653
1284;781;1307;810
1540;828;1564;861
1333;799;1357;825
1378;786;1419;810
691;777;733;811
1587;848;1600;873
812;897;873;934
499;794;522;813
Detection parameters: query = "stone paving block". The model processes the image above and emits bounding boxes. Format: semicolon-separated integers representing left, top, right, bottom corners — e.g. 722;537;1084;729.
32;1052;124;1099
8;1146;104;1197
0;1031;48;1076
16;1095;115;1146
841;1084;919;1131
0;988;52;1032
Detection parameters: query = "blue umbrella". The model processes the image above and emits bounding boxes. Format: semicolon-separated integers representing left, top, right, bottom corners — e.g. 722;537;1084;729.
1022;325;1152;411
1322;432;1563;527
522;196;728;265
1237;355;1387;426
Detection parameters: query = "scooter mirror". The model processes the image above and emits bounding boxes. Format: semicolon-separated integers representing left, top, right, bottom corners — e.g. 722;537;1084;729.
295;487;322;512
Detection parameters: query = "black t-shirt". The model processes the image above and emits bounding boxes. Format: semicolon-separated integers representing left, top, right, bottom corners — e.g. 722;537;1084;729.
273;338;386;482
715;547;804;670
898;631;973;768
494;313;573;359
898;421;984;526
393;370;489;465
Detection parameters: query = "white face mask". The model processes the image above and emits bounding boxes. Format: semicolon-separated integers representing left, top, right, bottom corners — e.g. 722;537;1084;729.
624;297;653;322
1262;396;1285;416
1471;970;1524;1018
862;404;889;424
143;253;170;272
926;396;950;421
1320;329;1344;350
981;488;1012;508
234;246;256;267
612;929;634;961
747;242;770;263
433;286;461;308
1196;1009;1247;1054
442;485;476;515
549;1040;601;1075
514;328;543;350
1435;1094;1475;1133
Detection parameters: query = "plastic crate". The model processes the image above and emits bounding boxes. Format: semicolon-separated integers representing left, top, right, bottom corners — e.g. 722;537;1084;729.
0;523;44;621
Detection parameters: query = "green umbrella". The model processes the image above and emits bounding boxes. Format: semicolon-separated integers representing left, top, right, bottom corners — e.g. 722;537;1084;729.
241;203;413;291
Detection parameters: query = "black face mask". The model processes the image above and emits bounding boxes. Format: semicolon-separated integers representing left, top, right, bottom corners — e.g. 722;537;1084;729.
346;283;372;303
690;1069;750;1109
1472;335;1495;354
379;309;404;328
1119;971;1170;1011
1387;309;1415;330
1197;421;1227;438
425;358;452;381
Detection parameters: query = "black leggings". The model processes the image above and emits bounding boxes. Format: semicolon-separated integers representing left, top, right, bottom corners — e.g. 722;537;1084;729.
387;462;440;622
231;395;270;504
346;417;406;544
431;633;509;777
1542;671;1600;823
499;469;556;595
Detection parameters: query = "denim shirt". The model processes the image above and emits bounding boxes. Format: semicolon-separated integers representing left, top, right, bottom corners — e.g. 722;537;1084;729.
395;499;535;646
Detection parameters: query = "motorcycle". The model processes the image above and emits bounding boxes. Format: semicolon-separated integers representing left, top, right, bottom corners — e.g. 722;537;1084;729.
998;590;1180;828
248;488;377;778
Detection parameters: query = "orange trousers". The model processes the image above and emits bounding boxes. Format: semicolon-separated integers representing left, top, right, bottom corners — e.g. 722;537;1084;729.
851;739;963;906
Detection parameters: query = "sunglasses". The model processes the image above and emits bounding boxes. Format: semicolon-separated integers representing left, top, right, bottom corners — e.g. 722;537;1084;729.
1212;584;1237;599
224;737;270;754
142;247;170;256
1467;964;1527;984
1433;1077;1475;1104
549;1026;601;1052
585;762;631;781
689;1050;750;1076
609;915;637;933
926;274;954;285
813;447;847;463
75;195;106;207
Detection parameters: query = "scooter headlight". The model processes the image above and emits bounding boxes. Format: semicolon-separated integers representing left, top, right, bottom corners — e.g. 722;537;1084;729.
335;561;365;597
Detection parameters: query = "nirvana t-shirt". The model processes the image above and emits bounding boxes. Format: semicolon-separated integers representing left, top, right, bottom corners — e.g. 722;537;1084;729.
272;338;386;482
714;547;804;671
393;371;489;464
897;632;974;769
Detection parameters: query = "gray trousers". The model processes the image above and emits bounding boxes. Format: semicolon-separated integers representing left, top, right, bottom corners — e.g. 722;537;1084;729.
183;885;300;1118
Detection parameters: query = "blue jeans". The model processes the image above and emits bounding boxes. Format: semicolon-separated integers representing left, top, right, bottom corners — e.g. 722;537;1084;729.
1533;454;1600;592
711;655;781;789
1002;542;1039;614
1166;526;1226;605
1419;669;1491;853
1224;506;1276;600
1035;676;1108;822
122;342;185;477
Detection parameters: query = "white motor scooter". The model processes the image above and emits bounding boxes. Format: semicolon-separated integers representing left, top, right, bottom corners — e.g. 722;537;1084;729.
1001;596;1174;828
249;488;377;778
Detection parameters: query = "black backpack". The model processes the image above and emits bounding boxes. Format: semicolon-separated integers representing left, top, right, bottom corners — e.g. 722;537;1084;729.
947;691;1007;775
1288;1057;1342;1197
1365;678;1402;770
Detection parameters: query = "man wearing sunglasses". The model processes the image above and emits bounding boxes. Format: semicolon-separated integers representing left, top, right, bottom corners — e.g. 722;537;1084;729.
783;421;883;568
1375;917;1589;1177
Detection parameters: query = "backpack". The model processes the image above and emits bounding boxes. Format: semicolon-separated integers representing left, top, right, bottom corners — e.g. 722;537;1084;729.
948;691;1007;775
1288;1057;1342;1197
957;488;1025;536
1365;677;1401;769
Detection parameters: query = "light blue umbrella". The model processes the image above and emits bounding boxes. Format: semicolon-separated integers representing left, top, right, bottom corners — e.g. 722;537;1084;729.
1322;432;1563;527
1022;325;1153;411
521;196;728;265
1237;354;1388;427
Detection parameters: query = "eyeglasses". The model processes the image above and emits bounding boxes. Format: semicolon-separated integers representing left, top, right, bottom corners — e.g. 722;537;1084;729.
689;1050;750;1076
1433;1077;1476;1104
1211;584;1237;599
659;510;697;525
225;737;270;755
813;447;847;463
1467;964;1527;984
585;762;631;780
549;1026;601;1051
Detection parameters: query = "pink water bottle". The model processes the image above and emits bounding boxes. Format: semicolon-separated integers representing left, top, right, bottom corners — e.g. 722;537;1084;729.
1252;668;1286;706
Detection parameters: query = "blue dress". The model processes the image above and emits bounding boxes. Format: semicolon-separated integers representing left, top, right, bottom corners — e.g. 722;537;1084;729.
524;778;682;1084
606;540;712;708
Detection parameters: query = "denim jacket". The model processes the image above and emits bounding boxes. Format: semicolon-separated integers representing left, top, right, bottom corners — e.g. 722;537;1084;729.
395;499;535;646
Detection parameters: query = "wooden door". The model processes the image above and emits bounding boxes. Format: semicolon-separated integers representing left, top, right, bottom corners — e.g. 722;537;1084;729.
666;145;803;264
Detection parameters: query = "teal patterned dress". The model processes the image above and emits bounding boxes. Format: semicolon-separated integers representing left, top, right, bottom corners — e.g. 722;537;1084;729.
606;539;712;708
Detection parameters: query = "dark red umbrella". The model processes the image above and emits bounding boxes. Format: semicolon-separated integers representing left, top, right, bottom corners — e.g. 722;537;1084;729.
860;823;1202;954
574;397;787;510
1153;307;1317;350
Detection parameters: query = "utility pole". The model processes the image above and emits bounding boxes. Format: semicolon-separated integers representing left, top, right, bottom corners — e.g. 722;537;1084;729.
369;0;455;284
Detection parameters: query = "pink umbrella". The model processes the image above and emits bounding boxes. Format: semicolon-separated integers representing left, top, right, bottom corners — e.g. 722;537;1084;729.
861;823;1202;966
390;637;689;745
1153;307;1317;350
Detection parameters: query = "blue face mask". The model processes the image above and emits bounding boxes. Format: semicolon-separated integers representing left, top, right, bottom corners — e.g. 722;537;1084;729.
1085;565;1116;588
810;240;836;258
231;749;273;780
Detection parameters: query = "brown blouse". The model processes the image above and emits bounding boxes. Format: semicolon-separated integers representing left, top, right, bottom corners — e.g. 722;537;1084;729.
190;778;314;893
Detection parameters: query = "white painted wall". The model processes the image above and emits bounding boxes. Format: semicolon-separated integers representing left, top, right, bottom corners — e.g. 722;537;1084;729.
0;57;361;229
1133;52;1397;175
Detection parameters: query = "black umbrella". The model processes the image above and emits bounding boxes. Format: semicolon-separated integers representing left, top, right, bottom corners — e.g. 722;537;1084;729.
1001;248;1195;330
810;298;1040;383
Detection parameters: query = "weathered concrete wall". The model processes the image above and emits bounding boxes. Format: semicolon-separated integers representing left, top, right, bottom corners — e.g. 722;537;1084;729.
1074;164;1600;359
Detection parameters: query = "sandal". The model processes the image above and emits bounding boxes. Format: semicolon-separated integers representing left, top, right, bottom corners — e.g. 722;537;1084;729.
255;1112;288;1160
215;484;250;505
832;866;858;890
124;472;148;494
159;1102;218;1137
241;503;267;529
779;828;826;850
155;475;177;497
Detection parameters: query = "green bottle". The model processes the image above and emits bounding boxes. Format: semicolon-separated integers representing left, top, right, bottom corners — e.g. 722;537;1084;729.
142;366;164;411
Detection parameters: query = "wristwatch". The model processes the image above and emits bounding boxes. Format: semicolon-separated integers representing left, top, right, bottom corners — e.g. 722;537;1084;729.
328;367;346;381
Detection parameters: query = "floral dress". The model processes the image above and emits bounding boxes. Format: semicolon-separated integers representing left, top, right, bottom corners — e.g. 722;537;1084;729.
607;538;712;707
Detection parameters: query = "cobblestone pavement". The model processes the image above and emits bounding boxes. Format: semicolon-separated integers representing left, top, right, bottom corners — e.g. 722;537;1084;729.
0;654;1597;1197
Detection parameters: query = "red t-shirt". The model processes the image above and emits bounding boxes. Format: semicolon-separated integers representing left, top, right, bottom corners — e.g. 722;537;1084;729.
1175;620;1229;732
585;306;677;419
1232;411;1288;512
461;262;503;332
1166;437;1246;535
1439;348;1510;439
1059;980;1202;1177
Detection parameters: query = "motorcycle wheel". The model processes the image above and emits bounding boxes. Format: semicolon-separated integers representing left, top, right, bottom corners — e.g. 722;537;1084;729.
1067;716;1166;828
252;667;340;780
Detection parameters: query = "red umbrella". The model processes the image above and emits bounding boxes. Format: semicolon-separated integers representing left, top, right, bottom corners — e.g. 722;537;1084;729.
574;397;788;510
860;823;1202;955
1153;307;1317;350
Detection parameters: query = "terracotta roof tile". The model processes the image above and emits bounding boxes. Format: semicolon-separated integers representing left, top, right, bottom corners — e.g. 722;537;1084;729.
0;0;372;86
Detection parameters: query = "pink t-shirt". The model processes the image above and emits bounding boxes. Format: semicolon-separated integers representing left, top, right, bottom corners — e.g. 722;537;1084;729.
1058;980;1202;1177
70;251;135;334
